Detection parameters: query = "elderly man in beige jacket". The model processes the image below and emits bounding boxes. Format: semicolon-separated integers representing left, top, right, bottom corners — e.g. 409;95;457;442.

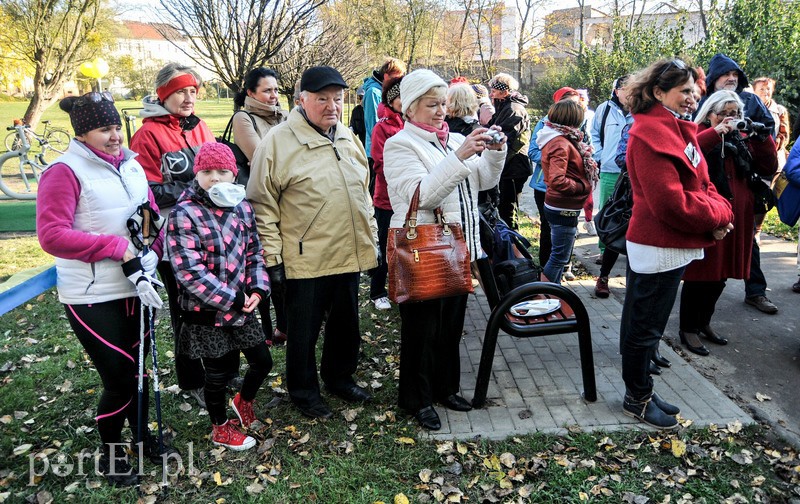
247;66;378;420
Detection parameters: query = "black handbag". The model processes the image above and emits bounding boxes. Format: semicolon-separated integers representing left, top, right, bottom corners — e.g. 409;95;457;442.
593;170;632;255
216;110;257;187
494;258;541;297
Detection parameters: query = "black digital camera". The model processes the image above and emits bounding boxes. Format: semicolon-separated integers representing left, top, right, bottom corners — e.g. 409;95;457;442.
733;117;771;136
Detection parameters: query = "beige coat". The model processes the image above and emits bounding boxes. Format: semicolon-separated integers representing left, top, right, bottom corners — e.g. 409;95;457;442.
233;96;288;161
247;108;378;278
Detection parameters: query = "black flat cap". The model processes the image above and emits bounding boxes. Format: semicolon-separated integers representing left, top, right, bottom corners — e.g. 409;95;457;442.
300;66;348;92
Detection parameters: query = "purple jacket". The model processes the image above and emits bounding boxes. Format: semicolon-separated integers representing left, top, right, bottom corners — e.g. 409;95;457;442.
167;181;269;327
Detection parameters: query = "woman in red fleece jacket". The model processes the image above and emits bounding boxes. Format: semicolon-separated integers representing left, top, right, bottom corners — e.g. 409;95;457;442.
621;59;734;430
368;76;403;311
129;63;216;406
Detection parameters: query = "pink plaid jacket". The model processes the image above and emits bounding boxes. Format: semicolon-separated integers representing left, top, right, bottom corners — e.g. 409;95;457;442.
168;182;269;327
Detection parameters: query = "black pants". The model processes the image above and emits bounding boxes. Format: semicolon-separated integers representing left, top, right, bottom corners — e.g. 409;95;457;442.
679;280;726;332
285;273;361;407
599;248;620;278
157;261;205;390
203;341;272;425
370;207;393;300
498;177;528;230
257;286;287;337
65;298;148;445
744;236;767;298
397;294;468;412
620;265;684;399
533;189;552;267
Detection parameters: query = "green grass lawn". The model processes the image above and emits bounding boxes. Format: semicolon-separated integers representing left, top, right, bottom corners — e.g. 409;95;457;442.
1;213;799;502
1;279;799;503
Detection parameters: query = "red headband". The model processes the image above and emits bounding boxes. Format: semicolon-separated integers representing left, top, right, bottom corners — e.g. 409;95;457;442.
156;73;199;102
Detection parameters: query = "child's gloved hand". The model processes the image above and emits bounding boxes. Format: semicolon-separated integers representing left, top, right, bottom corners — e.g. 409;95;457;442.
122;257;164;309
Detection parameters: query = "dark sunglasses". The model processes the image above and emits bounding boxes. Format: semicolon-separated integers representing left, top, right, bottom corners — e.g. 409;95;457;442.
657;59;688;80
74;91;114;107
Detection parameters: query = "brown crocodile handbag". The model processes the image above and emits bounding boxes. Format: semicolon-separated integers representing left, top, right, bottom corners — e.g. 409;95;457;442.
387;184;473;303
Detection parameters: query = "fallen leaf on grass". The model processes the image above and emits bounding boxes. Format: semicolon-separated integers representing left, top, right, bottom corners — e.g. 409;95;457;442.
0;416;11;425
13;444;32;456
727;450;754;465
499;452;516;468
343;408;359;422
394;494;410;504
178;402;192;412
419;468;432;483
395;437;415;445
671;439;687;458
33;490;52;504
246;481;264;494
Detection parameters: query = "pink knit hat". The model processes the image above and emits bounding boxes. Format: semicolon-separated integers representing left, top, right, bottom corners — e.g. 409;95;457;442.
193;143;238;176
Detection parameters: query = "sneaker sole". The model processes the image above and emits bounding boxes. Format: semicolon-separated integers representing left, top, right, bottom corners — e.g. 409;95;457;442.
213;438;256;451
622;409;679;430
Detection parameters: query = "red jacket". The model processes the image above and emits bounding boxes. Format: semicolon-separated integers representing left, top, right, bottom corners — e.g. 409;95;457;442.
129;110;215;209
370;103;403;211
541;135;591;210
626;106;733;248
683;126;777;281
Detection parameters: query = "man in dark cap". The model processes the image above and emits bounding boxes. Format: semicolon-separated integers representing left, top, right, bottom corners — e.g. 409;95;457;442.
247;66;379;419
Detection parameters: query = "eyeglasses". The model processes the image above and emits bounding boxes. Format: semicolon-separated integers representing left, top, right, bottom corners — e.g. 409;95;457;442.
74;91;114;107
657;59;688;80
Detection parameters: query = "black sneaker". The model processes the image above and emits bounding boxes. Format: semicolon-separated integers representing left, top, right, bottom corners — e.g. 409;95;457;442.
97;445;139;487
623;391;678;430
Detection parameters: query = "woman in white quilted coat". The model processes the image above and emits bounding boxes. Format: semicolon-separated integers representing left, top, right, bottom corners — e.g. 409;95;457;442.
383;69;507;430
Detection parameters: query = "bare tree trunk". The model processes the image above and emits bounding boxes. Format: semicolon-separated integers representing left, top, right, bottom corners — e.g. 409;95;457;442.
577;0;585;56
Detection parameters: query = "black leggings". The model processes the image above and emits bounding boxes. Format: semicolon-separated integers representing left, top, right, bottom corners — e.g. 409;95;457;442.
203;341;272;425
157;261;205;390
65;298;149;445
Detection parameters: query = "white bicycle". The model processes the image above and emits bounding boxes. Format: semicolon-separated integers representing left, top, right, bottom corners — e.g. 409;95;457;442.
0;124;62;200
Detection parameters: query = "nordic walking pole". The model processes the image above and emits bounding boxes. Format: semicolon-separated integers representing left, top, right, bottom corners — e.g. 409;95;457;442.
141;206;166;457
137;296;146;449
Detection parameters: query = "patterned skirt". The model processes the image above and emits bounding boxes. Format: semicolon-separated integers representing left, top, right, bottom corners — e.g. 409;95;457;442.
178;315;266;359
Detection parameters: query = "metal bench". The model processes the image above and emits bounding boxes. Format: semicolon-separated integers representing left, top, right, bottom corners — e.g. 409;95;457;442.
471;258;597;408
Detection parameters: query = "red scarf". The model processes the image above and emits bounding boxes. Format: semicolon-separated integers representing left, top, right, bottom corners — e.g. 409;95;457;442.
544;120;599;187
410;120;449;150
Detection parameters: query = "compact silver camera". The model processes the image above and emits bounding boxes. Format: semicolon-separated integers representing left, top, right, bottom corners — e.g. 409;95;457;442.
486;130;504;144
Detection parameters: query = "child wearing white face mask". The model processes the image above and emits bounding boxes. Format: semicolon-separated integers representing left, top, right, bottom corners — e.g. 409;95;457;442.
167;142;272;451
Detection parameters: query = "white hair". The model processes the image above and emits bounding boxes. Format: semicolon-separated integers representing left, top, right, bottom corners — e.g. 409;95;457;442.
694;89;744;125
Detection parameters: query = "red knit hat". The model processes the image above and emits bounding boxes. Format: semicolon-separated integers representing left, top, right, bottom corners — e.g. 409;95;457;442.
193;143;238;176
552;86;578;103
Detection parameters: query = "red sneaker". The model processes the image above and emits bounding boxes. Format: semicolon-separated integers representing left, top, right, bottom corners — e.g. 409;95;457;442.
231;393;256;428
212;420;255;451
